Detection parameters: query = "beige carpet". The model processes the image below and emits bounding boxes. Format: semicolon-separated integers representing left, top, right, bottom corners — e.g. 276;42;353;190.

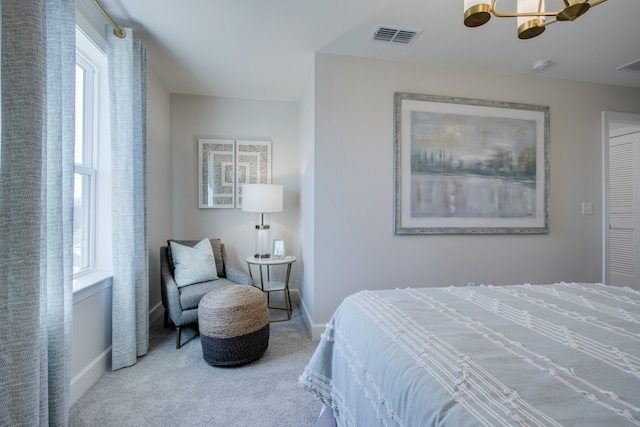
69;295;323;426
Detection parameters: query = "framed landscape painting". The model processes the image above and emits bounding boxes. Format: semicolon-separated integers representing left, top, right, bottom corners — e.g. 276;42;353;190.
394;92;549;235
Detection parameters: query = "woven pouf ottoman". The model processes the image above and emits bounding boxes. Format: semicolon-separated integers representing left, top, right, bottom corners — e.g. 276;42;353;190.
198;285;269;366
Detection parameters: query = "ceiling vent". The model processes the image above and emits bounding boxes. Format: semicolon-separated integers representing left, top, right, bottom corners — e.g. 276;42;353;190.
370;26;422;45
617;59;640;73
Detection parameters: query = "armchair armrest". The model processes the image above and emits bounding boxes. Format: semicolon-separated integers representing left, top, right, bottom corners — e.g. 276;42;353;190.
160;246;184;323
225;264;253;285
221;244;253;285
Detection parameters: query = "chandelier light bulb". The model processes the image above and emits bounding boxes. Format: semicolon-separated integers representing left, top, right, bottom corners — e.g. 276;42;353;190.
517;0;546;39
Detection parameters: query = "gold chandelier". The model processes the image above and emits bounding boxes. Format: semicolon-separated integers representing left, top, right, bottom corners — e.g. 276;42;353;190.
464;0;607;39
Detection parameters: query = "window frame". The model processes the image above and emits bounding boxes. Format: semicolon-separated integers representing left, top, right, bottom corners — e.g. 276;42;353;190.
74;53;98;275
73;26;112;292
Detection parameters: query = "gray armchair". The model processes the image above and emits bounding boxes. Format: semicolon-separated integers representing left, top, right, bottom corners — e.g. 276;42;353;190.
160;238;253;348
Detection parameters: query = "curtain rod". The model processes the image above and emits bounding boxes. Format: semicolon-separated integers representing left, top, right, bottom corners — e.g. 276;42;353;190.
92;0;126;39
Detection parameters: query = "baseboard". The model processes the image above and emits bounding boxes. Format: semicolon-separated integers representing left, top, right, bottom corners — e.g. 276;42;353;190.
149;301;164;325
294;290;327;341
70;346;112;406
70;303;166;407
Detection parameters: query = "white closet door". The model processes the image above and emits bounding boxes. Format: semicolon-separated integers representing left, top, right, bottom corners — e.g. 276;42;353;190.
608;132;640;287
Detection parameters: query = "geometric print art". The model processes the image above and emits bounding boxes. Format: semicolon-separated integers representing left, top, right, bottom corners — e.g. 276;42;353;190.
235;140;272;209
198;138;272;208
199;139;235;208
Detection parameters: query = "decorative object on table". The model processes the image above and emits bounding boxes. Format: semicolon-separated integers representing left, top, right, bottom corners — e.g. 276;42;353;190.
463;0;608;40
272;239;285;257
246;256;296;322
394;92;549;235
198;139;235;208
235;140;272;208
198;285;269;366
160;238;253;349
242;183;283;258
198;138;272;209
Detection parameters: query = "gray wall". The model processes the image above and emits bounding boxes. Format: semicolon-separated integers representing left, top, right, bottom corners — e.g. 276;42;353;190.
300;53;640;335
299;63;316;330
71;278;112;404
168;95;302;284
147;67;172;321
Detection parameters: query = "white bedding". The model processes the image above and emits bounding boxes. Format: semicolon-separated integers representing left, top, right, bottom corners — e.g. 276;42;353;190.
299;283;640;426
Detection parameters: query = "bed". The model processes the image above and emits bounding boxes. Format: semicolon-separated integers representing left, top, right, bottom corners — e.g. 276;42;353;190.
298;282;640;426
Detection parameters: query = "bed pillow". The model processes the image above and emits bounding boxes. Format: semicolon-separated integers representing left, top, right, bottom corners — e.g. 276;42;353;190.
169;238;218;287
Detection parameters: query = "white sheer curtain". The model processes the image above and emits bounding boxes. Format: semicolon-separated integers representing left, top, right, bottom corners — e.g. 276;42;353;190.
107;25;149;371
0;0;75;425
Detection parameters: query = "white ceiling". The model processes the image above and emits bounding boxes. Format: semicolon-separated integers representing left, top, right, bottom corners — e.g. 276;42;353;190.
79;0;640;102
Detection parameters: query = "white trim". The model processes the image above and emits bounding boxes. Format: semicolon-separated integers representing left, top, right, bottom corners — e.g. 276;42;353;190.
295;289;328;341
149;301;164;324
70;346;112;406
73;271;112;303
601;111;640;285
70;301;171;405
75;10;107;53
74;24;113;277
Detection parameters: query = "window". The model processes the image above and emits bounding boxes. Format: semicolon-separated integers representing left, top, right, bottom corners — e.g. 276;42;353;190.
73;26;112;289
74;57;96;274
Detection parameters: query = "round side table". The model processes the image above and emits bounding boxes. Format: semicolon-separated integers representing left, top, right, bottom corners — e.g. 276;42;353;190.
246;256;296;321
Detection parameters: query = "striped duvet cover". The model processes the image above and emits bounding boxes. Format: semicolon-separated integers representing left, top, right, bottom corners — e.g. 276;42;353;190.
299;283;640;426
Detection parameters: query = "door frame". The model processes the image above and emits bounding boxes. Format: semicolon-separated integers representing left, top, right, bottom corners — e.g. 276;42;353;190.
602;111;640;284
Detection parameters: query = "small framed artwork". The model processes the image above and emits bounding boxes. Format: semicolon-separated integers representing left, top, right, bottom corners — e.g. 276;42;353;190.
272;239;285;257
236;140;272;208
198;139;235;208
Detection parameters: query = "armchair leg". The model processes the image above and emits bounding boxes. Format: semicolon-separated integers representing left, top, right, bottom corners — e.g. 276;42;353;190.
176;326;181;349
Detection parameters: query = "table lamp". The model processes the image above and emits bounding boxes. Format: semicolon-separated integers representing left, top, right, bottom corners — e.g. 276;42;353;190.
242;183;283;258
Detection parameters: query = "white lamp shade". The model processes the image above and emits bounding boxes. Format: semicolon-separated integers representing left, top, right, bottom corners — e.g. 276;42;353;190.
242;184;283;213
464;0;490;10
518;0;545;27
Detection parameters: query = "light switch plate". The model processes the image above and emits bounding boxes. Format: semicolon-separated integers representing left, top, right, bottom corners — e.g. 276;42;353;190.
581;202;593;215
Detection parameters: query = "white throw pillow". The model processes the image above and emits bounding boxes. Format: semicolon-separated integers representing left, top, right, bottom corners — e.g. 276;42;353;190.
170;239;218;287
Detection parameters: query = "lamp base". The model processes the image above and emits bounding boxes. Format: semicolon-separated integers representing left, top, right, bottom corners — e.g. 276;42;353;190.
254;213;272;260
